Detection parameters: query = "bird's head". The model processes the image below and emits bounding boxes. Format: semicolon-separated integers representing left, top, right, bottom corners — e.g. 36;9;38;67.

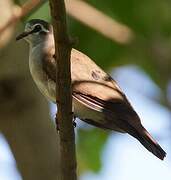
16;19;52;45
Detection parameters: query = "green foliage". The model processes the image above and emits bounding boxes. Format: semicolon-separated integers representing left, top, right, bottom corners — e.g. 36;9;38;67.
69;15;125;69
77;128;109;174
26;1;50;22
68;0;171;88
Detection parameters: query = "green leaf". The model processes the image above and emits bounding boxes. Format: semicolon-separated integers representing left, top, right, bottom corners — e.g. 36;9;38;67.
77;128;109;174
26;1;50;22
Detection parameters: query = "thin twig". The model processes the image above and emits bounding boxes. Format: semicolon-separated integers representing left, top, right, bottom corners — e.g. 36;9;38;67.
0;0;42;33
65;0;134;44
49;0;77;180
1;0;134;45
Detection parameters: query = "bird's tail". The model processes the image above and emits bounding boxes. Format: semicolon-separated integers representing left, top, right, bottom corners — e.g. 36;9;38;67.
130;125;166;160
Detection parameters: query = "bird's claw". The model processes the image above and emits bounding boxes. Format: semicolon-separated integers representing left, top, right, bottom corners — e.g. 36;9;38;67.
55;112;76;131
73;121;77;128
55;116;60;132
72;112;77;128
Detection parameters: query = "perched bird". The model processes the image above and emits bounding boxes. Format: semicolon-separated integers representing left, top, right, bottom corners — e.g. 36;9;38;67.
16;19;166;160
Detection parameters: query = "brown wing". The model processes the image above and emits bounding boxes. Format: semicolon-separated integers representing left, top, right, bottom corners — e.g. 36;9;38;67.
71;49;141;125
42;45;56;82
72;81;166;160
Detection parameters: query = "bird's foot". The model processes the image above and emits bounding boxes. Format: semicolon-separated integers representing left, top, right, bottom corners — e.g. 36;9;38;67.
55;112;76;132
71;112;77;128
73;120;77;128
55;116;60;132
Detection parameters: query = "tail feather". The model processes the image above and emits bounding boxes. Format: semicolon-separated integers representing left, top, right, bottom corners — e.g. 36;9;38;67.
135;128;166;160
125;123;166;160
115;117;166;160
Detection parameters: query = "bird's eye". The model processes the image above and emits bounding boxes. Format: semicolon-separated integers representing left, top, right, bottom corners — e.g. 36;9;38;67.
33;24;42;33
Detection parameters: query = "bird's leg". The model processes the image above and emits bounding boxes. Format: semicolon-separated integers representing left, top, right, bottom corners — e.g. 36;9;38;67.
71;105;77;128
71;111;77;128
73;115;77;128
55;116;60;132
55;99;61;132
56;112;76;131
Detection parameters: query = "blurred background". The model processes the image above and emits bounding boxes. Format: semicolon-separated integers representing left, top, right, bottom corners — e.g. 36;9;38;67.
0;0;171;179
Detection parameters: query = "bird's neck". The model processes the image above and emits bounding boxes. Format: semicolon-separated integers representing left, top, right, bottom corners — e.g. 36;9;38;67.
30;32;54;52
28;33;55;75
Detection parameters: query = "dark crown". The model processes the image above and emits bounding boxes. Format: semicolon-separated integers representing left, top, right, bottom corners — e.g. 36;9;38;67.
28;19;51;30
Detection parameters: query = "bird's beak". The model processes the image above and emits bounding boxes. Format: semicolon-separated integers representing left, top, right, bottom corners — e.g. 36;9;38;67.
16;30;33;41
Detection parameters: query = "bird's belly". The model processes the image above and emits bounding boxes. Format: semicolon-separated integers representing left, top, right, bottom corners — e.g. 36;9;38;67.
73;98;104;123
73;98;125;132
33;75;55;102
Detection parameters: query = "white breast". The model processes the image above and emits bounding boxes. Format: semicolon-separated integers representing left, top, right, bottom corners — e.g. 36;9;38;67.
29;45;56;102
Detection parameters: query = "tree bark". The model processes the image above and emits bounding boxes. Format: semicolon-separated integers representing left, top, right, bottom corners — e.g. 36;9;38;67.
49;0;77;180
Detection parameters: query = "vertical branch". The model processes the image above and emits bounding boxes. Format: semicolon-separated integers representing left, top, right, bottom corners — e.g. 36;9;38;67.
49;0;77;180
